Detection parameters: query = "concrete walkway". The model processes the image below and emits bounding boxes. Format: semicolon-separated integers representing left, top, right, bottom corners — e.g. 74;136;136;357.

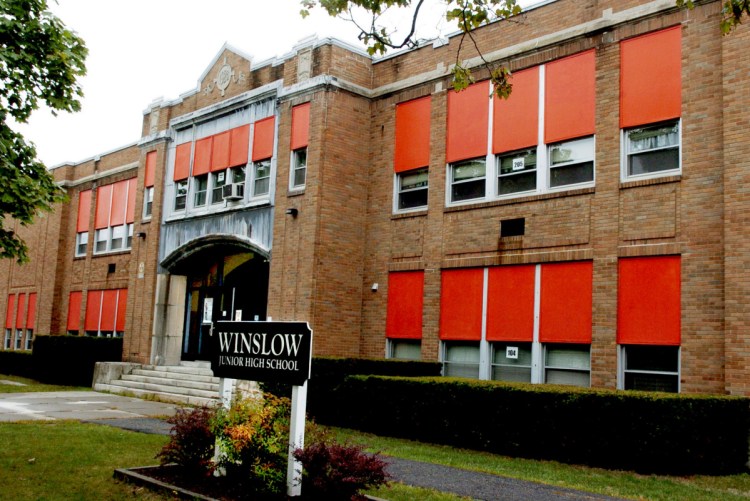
0;390;625;501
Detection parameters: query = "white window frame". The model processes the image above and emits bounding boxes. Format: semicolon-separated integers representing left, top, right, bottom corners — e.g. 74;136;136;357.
93;223;133;255
621;119;681;182
210;169;228;205
447;157;488;205
75;232;88;257
4;328;11;349
251;159;272;200
546;136;596;191
142;186;154;219
174;179;188;211
496;147;538;198
290;148;307;190
618;345;681;393
393;167;429;213
190;174;208;208
14;328;23;350
24;328;33;350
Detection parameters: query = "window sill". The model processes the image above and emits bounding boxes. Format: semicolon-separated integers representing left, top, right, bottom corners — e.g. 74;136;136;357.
287;187;305;197
444;187;595;213
391;209;428;220
620;174;681;190
92;249;132;258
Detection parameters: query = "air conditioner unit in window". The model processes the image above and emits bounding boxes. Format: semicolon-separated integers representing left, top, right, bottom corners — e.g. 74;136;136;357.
222;182;245;200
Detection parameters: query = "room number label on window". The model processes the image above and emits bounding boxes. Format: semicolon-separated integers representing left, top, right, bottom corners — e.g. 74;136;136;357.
506;346;519;359
512;158;525;171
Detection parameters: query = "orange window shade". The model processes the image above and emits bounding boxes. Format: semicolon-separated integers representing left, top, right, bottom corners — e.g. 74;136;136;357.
620;26;681;128
617;256;681;345
394;96;431;173
94;184;113;229
193;136;212;176
252;116;276;161
100;290;118;332
486;265;536;342
109;180;128;227
5;295;15;329
446;82;489;163
385;271;424;339
545;50;596;144
539;261;593;343
26;293;37;329
84;290;102;332
493;66;539;154
229;125;250;167
439;268;484;340
67;291;82;331
173;142;192;181
15;293;25;329
125;178;137;224
145;151;156;188
291;103;311;151
116;289;128;332
77;190;92;233
211;131;231;172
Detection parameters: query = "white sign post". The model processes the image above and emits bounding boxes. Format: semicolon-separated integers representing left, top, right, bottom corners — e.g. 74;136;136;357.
286;381;308;496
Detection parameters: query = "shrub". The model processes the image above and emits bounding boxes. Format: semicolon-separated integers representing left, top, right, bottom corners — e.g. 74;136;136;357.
212;393;291;497
0;350;34;378
156;406;217;478
294;441;390;500
32;335;122;386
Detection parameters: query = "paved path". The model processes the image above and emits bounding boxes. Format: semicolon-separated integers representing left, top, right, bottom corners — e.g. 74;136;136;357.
0;391;179;422
0;391;626;501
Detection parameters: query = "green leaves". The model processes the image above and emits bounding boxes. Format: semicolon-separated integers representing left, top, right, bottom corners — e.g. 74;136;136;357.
0;0;85;262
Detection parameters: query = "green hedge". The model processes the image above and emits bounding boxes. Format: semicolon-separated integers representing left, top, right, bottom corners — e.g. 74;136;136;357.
336;376;750;475
261;357;442;423
32;335;123;387
0;350;35;378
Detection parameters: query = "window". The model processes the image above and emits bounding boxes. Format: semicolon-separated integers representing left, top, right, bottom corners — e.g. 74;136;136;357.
174;180;188;210
75;189;91;256
143;150;156;218
143;187;154;218
544;344;590;387
85;289;127;338
3;329;10;349
291;103;310;189
389;339;421;360
291;149;307;189
94;179;136;254
450;158;486;203
491;342;532;382
548;136;595;188
624;121;680;179
24;329;33;350
252;160;271;198
75;232;88;257
397;168;428;210
443;342;480;378
440;263;592;386
191;175;207;207
14;329;22;350
621;345;679;393
497;148;537;196
211;170;227;204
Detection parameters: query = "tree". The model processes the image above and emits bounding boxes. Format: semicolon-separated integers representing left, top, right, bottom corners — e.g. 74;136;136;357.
0;0;87;263
302;0;749;98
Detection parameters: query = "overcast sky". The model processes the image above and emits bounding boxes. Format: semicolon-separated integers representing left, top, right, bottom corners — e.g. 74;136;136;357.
16;0;533;167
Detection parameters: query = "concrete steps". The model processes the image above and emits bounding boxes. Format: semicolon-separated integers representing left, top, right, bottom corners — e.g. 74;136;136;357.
93;361;222;407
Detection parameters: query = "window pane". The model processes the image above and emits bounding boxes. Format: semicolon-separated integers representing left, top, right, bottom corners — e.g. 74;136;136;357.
628;123;679;152
95;229;108;253
625;345;679;372
546;369;590;387
194;176;208;206
549;137;594;167
493;343;532;365
110;225;125;250
292;149;307;188
293;167;306;187
545;345;590;370
444;342;480;378
492;365;532;383
399;168;428;210
453;159;486;182
629;149;679;176
391;340;421;360
452;180;485;202
254;161;271;196
401;169;428;190
233;166;246;184
624;372;678;393
550;161;594;187
498;149;536;175
399;189;428;210
175;181;187;210
499;171;536;195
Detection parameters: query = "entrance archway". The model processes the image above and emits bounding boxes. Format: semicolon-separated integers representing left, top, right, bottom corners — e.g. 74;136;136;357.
163;238;269;361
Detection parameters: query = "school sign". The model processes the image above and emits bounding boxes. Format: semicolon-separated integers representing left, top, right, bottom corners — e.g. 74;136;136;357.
210;321;312;385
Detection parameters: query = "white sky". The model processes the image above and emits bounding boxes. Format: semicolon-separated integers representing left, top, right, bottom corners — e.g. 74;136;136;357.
16;0;533;167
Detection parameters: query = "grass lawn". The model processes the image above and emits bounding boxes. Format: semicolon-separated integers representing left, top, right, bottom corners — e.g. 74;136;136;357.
0;373;89;393
336;427;750;501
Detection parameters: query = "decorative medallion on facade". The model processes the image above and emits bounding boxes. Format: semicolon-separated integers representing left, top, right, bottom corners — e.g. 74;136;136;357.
203;56;247;96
